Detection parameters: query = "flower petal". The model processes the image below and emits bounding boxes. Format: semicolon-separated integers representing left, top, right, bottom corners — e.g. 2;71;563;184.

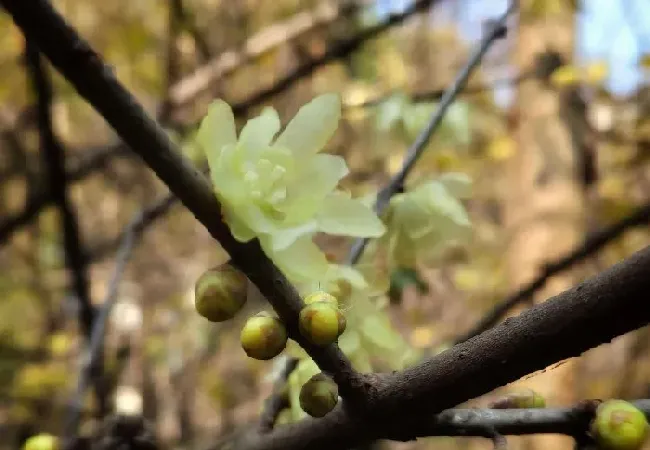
280;154;349;221
238;107;281;160
437;173;472;199
268;221;319;252
262;235;329;284
274;93;341;158
317;191;386;238
196;99;237;177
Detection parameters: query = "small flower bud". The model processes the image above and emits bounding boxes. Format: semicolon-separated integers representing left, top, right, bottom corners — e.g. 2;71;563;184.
194;264;248;322
240;312;288;360
304;291;338;307
591;400;649;450
490;389;546;409
299;302;346;346
299;373;339;418
23;434;59;450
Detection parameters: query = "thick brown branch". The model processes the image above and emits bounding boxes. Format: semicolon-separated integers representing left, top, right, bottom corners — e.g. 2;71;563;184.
233;245;650;450
2;0;367;402
407;399;650;438
455;200;650;344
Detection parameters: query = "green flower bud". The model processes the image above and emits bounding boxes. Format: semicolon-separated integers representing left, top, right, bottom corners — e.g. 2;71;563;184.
591;400;649;450
299;301;346;346
23;434;59;450
194;264;248;322
304;291;338;307
490;389;546;409
299;373;339;418
240;312;287;360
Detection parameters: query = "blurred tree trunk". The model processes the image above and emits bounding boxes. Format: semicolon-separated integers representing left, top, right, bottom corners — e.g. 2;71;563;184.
504;6;583;450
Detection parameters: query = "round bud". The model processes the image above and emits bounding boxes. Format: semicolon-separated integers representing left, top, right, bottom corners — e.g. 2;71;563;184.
240;312;288;360
591;400;649;450
23;434;59;450
490;389;546;409
299;373;339;418
194;264;248;322
304;291;338;308
299;302;346;346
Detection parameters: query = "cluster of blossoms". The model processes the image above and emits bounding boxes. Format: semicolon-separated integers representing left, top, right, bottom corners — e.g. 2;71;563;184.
191;93;475;420
195;93;385;291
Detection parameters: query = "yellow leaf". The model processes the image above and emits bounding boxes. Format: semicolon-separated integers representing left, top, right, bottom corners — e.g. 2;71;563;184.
487;136;516;161
550;65;581;87
598;176;626;200
640;54;650;69
386;149;405;175
583;61;609;84
410;326;435;349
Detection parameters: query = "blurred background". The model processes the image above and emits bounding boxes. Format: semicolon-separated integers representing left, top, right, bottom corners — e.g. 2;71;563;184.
0;0;649;449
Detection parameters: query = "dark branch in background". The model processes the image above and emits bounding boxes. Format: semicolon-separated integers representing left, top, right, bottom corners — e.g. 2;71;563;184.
347;3;514;265
230;0;441;116
168;0;365;109
259;357;300;433
24;42;94;337
454;200;650;344
0;142;131;247
65;212;141;441
2;0;368;404
86;194;177;262
170;0;212;62
0;0;436;253
227;245;650;450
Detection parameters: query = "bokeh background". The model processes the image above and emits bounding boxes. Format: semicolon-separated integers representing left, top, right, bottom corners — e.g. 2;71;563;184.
0;1;649;449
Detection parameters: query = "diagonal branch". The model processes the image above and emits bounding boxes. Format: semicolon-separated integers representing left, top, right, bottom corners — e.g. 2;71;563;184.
346;3;514;264
454;200;650;344
3;0;367;403
231;244;650;450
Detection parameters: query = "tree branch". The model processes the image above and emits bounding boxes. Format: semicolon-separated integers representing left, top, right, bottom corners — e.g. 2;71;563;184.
65;211;141;440
259;357;300;433
3;0;367;403
407;399;650;438
346;3;513;264
24;41;94;338
454;200;650;344
227;244;650;450
168;0;363;109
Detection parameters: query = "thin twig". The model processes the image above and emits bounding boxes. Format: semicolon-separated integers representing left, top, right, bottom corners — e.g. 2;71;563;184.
454;200;650;344
65;212;142;439
347;2;515;265
259;357;300;433
24;41;94;337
